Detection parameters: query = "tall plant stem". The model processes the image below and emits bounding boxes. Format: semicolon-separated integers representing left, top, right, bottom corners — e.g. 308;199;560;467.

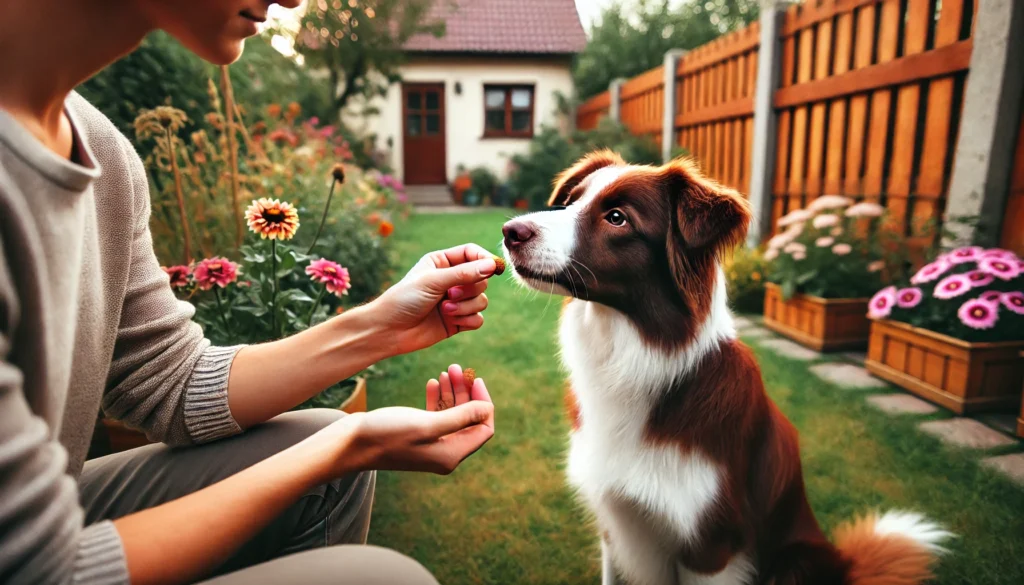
213;287;232;338
307;178;339;254
270;239;279;338
307;287;327;328
165;128;192;264
220;65;243;250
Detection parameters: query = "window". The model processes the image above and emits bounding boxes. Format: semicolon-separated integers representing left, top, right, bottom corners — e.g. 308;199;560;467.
483;85;534;138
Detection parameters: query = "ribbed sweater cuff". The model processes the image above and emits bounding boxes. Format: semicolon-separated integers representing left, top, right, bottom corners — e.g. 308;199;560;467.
184;344;244;444
74;521;129;585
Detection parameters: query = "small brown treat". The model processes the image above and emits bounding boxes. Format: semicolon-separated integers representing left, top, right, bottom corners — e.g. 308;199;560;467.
492;256;506;276
463;368;476;388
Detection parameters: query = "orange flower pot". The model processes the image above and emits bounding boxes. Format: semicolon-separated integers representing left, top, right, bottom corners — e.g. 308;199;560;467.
762;283;870;351
865;319;1024;415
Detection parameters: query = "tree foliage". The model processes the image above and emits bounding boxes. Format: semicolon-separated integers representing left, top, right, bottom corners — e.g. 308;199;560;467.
290;0;447;112
574;0;760;100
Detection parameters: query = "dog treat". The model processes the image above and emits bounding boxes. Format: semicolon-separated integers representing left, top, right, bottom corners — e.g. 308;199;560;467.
463;368;477;388
492;256;506;276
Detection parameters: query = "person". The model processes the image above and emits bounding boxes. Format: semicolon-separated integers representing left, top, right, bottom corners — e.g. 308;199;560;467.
0;1;498;584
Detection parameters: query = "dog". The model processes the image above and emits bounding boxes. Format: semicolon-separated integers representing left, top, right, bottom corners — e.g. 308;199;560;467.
501;150;951;585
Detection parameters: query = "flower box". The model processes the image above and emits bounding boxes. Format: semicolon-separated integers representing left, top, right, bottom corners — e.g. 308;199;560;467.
762;283;871;351
95;378;368;457
1018;351;1024;439
865;319;1024;415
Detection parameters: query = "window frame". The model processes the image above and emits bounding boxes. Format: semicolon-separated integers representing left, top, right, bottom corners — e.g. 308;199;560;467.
482;84;535;138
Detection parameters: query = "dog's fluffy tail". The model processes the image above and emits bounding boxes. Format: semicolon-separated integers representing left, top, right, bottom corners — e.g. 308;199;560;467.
834;511;953;585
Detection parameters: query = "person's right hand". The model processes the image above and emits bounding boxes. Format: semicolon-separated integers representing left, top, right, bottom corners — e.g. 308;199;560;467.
315;367;494;477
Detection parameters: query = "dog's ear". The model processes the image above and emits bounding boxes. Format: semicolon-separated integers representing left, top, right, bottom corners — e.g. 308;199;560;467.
548;149;625;207
663;158;751;257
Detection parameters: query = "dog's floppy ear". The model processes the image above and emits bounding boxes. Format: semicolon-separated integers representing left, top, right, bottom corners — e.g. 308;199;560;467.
548;149;625;207
663;158;751;256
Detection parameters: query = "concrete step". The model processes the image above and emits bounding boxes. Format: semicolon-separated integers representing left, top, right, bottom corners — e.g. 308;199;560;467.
406;185;454;207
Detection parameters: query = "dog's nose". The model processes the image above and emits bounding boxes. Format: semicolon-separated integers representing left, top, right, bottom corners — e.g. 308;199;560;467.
502;220;536;248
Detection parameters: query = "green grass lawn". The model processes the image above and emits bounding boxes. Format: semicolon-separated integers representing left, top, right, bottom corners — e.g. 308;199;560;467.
368;210;1024;585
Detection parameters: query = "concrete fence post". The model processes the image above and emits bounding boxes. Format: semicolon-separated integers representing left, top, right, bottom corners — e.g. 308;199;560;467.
609;78;626;123
746;1;790;247
661;49;687;163
944;0;1024;247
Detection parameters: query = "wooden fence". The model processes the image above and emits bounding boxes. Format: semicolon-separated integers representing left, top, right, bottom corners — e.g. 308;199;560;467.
574;0;1024;252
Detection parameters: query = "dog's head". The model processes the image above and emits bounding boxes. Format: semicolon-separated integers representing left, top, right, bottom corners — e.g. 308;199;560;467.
502;149;750;348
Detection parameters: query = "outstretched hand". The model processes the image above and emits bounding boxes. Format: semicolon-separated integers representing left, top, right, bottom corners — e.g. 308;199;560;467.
371;244;497;356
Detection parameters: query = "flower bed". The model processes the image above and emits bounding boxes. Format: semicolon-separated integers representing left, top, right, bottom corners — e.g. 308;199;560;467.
865;247;1024;414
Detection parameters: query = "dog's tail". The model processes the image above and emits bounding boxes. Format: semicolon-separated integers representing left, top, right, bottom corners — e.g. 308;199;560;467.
833;510;953;585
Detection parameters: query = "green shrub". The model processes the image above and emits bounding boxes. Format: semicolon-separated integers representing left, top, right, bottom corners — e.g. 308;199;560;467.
469;167;499;201
725;245;767;314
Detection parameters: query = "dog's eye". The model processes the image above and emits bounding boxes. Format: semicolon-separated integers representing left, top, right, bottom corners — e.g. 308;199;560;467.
605;209;627;227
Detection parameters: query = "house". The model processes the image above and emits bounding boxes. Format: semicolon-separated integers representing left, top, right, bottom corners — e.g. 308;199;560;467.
354;0;586;187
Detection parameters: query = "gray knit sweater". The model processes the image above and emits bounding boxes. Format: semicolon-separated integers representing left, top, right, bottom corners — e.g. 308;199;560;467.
0;93;244;584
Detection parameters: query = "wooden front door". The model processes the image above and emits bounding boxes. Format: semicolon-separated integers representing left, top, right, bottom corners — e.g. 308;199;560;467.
402;83;447;185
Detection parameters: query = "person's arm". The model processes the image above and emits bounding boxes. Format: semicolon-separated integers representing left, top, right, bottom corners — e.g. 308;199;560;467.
116;372;495;585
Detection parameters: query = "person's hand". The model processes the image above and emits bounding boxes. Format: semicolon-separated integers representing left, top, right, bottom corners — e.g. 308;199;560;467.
370;244;497;355
316;365;494;477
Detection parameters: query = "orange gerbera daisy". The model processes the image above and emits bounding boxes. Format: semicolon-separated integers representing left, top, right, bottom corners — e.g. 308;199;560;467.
245;198;300;240
378;220;394;237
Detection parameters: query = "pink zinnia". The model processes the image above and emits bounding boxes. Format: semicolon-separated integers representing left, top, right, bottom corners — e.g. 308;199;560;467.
844;202;885;218
958;298;999;330
306;258;351;297
910;259;950;284
895;287;923;309
868;286;897;319
933;274;971;299
832;243;852;255
980;248;1017;260
812;214;840;229
978;256;1020;281
162;265;191;288
193;257;240;291
815;236;835;248
947;246;983;264
980;290;1003;303
965;270;994;287
1001;291;1024;315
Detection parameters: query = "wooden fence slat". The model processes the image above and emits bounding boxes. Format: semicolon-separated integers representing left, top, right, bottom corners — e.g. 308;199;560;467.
1002;112;1024;254
743;116;754;193
674;98;755;127
935;0;967;46
863;90;893;199
775;110;793;195
806;17;834;198
844;95;869;194
877;0;901;64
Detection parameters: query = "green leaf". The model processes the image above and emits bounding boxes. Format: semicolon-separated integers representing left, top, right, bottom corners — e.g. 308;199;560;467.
781;279;796;300
235;305;268;317
795;270;818;286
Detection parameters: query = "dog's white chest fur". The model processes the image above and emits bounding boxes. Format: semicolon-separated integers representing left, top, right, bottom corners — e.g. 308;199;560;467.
559;299;752;585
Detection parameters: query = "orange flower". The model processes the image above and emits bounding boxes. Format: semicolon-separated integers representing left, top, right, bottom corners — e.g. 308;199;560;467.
367;212;382;225
285;101;301;120
245;198;300;240
378;220;394;237
335;306;345;315
266;103;282;118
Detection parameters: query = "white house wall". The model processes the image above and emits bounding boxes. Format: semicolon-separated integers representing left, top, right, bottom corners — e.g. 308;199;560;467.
347;56;574;183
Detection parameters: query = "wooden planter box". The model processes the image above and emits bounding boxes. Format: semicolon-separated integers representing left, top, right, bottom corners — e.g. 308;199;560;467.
96;378;368;456
865;320;1024;415
1018;351;1024;439
762;283;870;351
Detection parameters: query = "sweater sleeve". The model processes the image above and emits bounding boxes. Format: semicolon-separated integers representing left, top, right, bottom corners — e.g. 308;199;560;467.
100;135;243;445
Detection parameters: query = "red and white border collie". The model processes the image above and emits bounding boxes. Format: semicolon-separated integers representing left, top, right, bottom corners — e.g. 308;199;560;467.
501;150;951;585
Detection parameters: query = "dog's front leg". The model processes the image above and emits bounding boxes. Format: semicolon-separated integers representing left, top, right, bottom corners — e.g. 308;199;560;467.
601;538;618;585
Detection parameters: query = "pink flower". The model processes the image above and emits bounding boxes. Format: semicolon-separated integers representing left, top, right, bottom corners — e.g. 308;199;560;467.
767;233;794;250
965;270;994;287
980;248;1017;260
830;226;844;237
958;298;999;330
812;214;840;229
162;265;191;288
832;243;852;255
980;290;1003;303
933;274;971;299
764;248;780;261
910;259;950;284
815;236;835;248
784;242;807;254
306;258;351;297
947;246;983;264
978;256;1020;281
868;286;897;319
1001;291;1024;315
895;287;923;308
808;195;853;212
777;209;813;228
845;202;885;218
792;251;807;261
193;257;240;290
867;260;885;273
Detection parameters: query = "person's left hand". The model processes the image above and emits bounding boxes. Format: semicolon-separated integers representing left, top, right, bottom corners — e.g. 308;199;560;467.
370;244;497;355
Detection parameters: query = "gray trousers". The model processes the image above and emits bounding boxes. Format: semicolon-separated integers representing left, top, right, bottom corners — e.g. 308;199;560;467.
80;409;439;584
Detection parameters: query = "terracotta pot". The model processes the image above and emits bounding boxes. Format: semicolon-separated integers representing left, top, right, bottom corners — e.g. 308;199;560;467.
865;319;1024;415
762;283;870;351
339;377;368;414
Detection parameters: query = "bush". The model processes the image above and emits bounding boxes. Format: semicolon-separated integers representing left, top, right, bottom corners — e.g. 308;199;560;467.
469;167;499;202
725;245;767;314
868;247;1023;343
508;119;663;209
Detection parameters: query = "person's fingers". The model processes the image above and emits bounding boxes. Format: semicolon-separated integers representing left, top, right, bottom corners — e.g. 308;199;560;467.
450;313;484;332
448;364;469;404
470;379;494;429
441;293;488;317
425;379;440;412
420;401;494;438
435;244;494;268
438;372;455;410
446;279;488;302
419;258;496;295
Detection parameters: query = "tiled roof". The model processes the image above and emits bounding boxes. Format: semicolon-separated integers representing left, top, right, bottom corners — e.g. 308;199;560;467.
404;0;587;55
